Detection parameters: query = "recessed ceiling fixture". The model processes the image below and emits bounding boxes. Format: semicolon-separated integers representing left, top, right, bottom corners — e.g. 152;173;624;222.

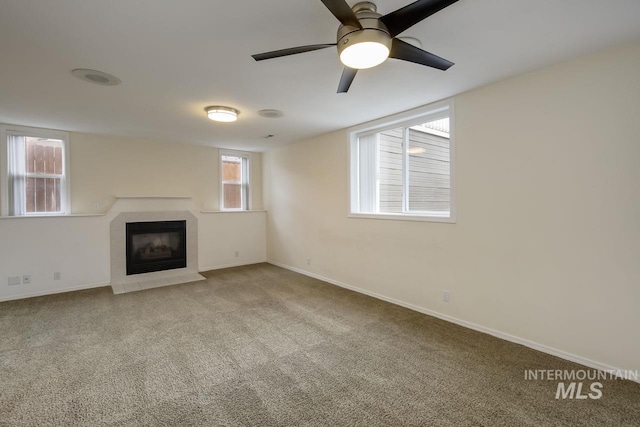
258;109;284;118
71;69;121;86
205;106;239;122
252;0;458;93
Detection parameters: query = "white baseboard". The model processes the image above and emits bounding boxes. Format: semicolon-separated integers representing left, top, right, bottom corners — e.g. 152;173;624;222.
268;260;639;384
0;259;268;302
0;281;110;302
199;258;267;273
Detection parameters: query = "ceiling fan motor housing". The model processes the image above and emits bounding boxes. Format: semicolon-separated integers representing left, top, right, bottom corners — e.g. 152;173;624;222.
336;1;392;65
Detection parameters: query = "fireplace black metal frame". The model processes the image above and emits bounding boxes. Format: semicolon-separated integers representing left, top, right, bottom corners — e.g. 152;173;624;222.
126;220;187;275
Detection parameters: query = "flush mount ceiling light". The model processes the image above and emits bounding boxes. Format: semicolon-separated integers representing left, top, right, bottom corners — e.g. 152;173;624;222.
205;106;239;122
71;69;121;86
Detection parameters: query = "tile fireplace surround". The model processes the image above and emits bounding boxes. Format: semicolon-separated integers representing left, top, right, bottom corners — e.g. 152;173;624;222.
109;198;205;294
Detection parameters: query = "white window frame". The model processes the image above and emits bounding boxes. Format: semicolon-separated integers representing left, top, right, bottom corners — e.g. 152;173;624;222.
219;150;250;211
0;124;71;217
348;99;456;223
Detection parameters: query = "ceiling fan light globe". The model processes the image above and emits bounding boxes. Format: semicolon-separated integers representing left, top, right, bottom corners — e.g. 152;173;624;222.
340;42;390;69
337;26;392;70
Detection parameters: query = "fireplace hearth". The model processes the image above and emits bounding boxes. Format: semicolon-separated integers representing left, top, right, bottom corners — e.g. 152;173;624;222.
126;220;186;275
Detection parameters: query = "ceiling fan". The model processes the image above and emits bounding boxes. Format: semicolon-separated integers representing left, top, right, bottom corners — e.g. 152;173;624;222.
252;0;459;93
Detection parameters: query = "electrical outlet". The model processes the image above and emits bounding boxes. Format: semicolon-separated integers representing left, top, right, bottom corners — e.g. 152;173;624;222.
54;272;61;280
442;290;451;303
22;275;31;284
8;276;21;286
234;250;239;258
306;257;311;265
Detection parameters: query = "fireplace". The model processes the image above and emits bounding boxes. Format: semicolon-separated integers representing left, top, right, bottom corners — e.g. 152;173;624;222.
126;220;187;275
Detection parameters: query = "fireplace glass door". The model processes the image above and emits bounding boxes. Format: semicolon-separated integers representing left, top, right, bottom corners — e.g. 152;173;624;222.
126;220;186;275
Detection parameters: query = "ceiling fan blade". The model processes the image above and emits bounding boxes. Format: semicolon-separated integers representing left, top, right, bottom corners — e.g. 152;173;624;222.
389;38;453;70
380;0;459;38
252;44;336;61
320;0;362;29
337;67;358;93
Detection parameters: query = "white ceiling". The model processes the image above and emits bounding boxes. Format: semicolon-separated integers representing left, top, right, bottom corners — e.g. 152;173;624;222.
1;0;639;152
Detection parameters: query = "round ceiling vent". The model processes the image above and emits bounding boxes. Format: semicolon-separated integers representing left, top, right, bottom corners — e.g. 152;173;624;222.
71;69;121;86
258;109;284;119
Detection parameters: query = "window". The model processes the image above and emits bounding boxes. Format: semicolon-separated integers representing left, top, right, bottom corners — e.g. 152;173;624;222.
1;125;70;216
349;101;454;222
220;151;250;210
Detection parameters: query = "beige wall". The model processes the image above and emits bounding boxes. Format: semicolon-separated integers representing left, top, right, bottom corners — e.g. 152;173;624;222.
69;132;262;213
0;131;263;214
263;41;640;371
0;208;267;301
0;132;266;301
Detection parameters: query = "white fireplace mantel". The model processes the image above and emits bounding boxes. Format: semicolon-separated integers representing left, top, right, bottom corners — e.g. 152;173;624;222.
109;197;204;294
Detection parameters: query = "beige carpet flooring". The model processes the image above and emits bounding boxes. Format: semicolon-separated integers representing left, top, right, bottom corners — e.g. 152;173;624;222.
1;263;639;426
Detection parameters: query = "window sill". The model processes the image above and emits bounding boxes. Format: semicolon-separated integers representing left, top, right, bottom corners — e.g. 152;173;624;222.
200;210;266;214
115;196;191;199
0;213;105;220
348;212;456;223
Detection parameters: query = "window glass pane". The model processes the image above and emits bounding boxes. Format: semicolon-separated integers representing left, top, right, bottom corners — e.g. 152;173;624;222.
350;105;453;220
221;153;249;210
222;156;242;182
25;137;64;176
377;127;403;214
407;118;450;213
356;134;377;213
223;183;242;209
26;177;61;213
3;127;69;216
